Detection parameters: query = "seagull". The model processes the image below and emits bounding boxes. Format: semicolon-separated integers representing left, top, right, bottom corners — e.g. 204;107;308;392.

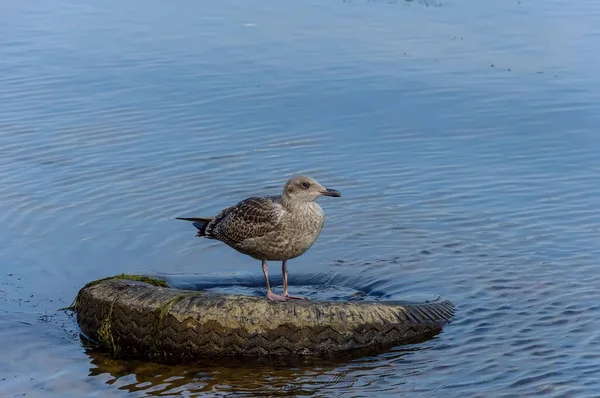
176;176;341;302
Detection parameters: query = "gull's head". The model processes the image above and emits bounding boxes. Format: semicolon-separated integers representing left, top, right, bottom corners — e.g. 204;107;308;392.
283;175;342;202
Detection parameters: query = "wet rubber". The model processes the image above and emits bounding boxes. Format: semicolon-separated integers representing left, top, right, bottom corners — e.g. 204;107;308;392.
75;277;454;361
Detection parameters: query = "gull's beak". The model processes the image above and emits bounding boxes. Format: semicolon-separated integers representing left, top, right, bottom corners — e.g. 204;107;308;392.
320;188;342;197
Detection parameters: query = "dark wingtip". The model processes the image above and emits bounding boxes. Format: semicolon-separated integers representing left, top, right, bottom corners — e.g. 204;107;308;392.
191;221;206;231
176;217;209;236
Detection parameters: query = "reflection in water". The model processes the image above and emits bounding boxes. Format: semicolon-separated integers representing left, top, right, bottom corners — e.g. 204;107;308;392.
85;344;421;396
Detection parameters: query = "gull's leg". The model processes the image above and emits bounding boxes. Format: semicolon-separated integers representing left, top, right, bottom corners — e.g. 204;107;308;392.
262;260;287;302
282;260;309;300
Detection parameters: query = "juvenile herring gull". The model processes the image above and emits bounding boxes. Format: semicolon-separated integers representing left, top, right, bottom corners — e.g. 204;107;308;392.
176;176;341;302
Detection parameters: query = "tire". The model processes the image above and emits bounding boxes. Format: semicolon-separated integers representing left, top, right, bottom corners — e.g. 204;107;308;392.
75;276;454;361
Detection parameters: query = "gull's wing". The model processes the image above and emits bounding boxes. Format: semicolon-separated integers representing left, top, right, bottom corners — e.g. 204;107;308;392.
205;196;284;245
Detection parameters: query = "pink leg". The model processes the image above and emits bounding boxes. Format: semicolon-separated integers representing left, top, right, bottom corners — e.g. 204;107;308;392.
282;260;309;300
262;260;288;302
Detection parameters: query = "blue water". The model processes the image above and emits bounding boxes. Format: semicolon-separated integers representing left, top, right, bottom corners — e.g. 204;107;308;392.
2;0;600;396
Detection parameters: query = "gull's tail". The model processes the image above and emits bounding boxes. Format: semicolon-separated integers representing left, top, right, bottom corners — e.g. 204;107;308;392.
175;217;213;237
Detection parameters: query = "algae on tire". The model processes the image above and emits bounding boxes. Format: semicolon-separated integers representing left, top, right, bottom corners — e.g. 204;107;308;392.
74;276;454;361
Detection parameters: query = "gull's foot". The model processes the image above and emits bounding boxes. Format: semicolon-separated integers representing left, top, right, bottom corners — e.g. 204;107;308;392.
284;294;310;300
267;291;289;302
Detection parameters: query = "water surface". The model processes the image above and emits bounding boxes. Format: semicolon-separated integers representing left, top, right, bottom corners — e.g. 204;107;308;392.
2;0;600;396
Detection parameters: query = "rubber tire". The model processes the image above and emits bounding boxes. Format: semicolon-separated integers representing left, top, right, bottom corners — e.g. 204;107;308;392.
75;278;454;361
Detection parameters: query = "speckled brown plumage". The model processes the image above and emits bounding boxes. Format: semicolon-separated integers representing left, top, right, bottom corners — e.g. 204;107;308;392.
177;176;341;302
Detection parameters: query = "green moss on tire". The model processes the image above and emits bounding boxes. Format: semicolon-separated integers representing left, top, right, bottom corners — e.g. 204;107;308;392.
60;274;168;313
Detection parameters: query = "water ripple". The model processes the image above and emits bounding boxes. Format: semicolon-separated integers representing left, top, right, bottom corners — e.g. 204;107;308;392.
2;0;600;396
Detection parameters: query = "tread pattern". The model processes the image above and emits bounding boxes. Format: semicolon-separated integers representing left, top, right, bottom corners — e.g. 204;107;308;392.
76;279;454;360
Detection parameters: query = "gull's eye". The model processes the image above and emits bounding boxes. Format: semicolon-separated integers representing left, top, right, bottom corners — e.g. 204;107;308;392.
301;181;310;189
